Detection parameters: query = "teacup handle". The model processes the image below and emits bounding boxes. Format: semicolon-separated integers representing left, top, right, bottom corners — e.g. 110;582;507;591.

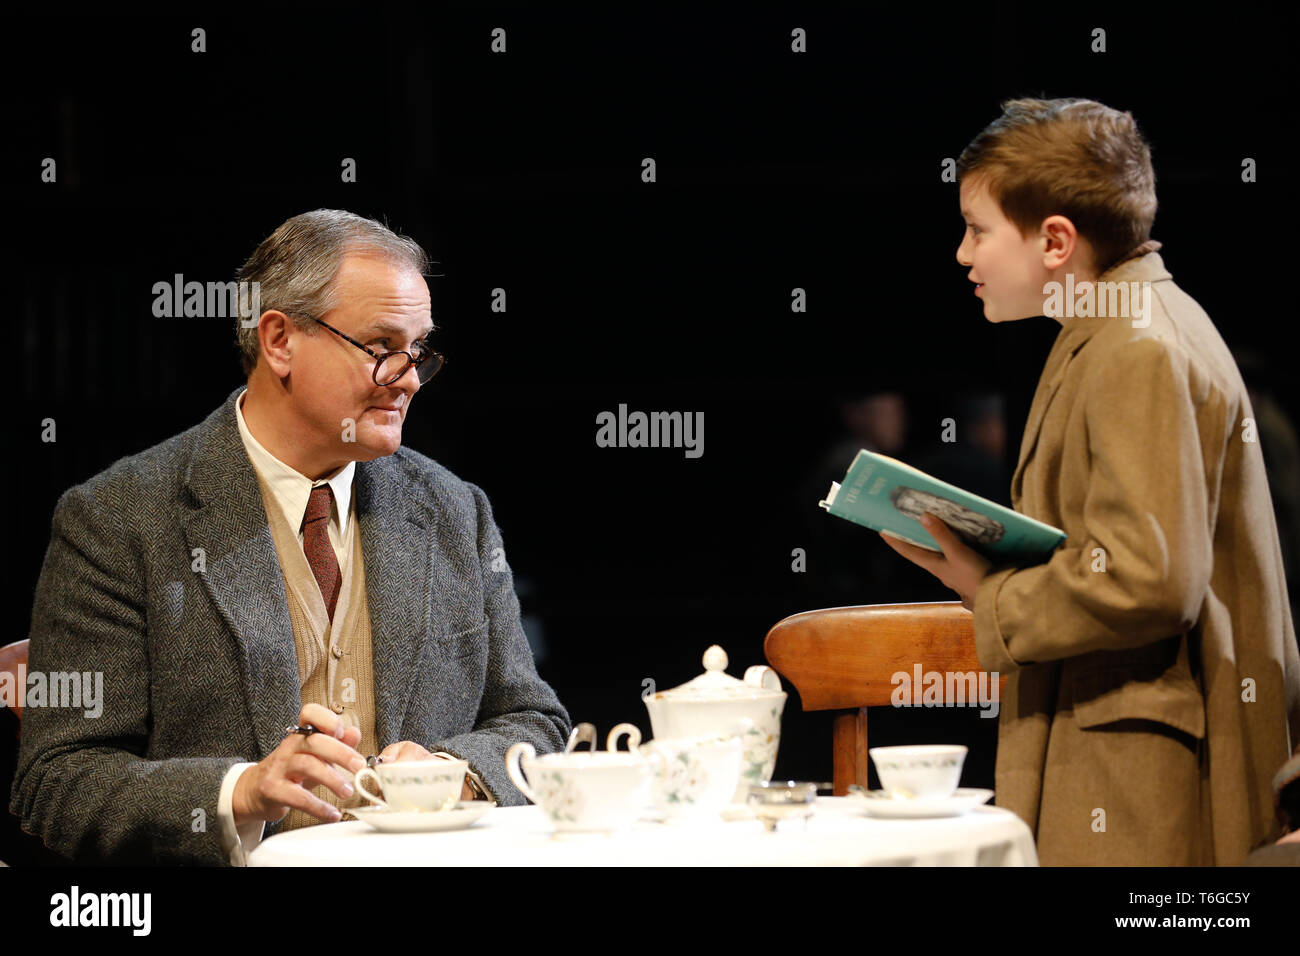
505;742;541;805
606;722;642;752
353;767;389;809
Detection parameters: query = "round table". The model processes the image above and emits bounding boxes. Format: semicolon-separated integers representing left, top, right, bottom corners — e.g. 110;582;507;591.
247;797;1038;866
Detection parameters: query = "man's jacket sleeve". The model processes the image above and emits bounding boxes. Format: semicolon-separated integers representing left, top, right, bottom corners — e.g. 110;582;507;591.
10;483;241;865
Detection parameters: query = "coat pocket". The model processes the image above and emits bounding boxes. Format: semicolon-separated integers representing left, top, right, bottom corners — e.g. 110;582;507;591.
439;618;490;661
1069;638;1206;740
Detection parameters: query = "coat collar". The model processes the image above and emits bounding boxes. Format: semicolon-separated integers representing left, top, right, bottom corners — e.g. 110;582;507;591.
181;386;435;757
1009;252;1174;507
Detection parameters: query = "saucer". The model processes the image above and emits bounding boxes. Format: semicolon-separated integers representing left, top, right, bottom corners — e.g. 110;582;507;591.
850;788;993;818
345;801;494;832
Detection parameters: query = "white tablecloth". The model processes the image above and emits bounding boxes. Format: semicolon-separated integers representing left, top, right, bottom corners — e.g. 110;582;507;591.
248;797;1038;866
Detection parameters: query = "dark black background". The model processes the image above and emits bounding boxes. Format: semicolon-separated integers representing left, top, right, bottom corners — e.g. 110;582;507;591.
3;0;1297;867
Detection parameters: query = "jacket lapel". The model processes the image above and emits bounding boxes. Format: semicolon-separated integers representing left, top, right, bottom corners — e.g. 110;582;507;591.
355;453;435;749
1009;254;1173;507
1010;334;1080;507
181;389;302;759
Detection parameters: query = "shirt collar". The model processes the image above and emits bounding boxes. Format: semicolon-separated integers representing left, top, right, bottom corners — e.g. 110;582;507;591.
234;387;355;535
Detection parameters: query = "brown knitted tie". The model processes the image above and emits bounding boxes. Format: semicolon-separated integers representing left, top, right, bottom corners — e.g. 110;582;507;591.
303;484;341;622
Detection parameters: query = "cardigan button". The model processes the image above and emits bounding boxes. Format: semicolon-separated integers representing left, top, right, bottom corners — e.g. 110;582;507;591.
331;703;344;714
332;646;343;659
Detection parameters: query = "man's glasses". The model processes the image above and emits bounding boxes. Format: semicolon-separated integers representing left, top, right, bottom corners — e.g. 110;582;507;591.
307;317;445;386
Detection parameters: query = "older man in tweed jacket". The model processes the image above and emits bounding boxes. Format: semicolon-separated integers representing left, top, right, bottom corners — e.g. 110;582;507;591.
10;210;571;865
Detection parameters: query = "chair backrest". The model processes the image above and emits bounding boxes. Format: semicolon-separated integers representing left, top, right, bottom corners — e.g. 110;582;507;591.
764;602;1002;794
765;602;998;710
0;639;30;723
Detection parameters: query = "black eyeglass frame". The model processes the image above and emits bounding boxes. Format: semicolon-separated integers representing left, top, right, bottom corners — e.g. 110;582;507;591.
306;316;445;386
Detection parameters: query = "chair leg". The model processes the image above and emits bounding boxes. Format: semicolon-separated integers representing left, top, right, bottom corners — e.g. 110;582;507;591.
832;708;869;795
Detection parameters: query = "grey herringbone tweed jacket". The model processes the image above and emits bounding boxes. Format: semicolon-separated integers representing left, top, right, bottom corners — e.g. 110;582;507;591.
10;387;571;864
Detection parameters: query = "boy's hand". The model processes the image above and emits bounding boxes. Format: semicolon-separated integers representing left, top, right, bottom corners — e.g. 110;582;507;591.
879;513;992;611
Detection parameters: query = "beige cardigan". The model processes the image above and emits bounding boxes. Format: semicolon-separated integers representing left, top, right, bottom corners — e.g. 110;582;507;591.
254;467;379;831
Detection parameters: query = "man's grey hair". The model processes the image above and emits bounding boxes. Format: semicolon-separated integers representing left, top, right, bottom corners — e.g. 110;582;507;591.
234;209;430;376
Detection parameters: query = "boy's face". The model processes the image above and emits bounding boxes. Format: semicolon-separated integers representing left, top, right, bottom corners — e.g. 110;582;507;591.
956;176;1056;323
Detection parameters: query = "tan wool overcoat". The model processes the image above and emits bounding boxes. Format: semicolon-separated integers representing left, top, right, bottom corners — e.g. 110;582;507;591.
972;252;1300;865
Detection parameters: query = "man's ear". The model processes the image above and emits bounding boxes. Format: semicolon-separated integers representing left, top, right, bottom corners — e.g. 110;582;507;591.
258;310;295;378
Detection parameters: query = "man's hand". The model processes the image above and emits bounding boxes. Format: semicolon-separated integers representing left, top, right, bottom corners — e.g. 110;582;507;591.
879;512;992;611
232;703;365;827
380;741;477;801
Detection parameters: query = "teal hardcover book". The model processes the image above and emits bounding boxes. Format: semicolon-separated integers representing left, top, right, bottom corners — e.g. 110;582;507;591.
819;449;1066;562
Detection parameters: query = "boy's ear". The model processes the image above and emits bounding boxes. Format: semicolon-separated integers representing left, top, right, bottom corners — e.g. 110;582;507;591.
1039;214;1093;275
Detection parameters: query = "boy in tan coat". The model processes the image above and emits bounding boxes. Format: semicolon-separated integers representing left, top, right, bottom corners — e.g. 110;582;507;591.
882;98;1300;865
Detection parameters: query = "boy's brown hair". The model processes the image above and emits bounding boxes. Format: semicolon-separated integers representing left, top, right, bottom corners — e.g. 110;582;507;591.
957;98;1157;274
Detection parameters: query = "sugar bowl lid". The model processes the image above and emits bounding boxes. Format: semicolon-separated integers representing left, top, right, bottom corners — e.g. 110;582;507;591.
656;645;784;700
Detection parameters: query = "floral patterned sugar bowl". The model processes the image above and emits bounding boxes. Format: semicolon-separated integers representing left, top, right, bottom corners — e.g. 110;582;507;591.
644;645;786;802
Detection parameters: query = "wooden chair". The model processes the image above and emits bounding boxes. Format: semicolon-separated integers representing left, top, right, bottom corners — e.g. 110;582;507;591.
764;602;1005;795
1;638;78;866
0;640;28;730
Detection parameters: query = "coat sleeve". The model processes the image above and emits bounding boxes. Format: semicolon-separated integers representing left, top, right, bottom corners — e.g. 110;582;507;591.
973;336;1221;672
422;482;571;804
9;483;242;865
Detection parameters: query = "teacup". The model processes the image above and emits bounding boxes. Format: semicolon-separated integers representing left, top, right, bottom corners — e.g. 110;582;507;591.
868;744;967;799
641;733;744;821
506;723;660;832
353;758;467;812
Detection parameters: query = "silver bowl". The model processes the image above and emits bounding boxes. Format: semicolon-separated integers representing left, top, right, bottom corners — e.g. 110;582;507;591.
745;780;826;832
